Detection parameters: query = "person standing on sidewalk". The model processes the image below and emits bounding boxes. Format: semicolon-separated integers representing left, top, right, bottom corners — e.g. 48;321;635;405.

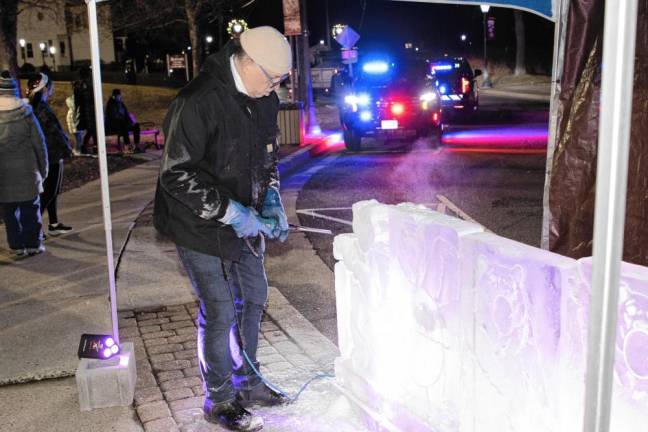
0;72;48;256
154;26;291;432
27;73;74;236
74;67;96;155
65;82;84;156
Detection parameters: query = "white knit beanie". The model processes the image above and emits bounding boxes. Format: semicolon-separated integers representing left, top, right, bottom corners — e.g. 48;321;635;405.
240;26;292;76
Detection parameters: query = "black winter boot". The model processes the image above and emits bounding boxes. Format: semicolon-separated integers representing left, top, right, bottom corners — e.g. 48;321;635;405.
236;383;290;407
203;399;263;431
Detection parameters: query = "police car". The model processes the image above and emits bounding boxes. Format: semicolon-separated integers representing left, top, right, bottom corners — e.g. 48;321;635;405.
428;57;481;117
339;56;442;151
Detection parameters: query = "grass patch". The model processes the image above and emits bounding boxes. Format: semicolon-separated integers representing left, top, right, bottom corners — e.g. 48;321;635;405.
19;80;179;129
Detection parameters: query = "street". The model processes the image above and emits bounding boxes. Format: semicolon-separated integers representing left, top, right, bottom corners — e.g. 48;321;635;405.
268;91;549;344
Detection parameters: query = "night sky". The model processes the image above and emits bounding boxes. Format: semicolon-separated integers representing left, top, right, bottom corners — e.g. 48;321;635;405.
238;0;554;69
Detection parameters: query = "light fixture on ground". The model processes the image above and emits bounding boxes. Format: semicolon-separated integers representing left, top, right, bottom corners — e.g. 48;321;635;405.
78;334;121;360
480;4;493;88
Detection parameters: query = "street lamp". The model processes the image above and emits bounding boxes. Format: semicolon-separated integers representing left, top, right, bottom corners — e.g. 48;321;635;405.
227;19;248;38
332;24;345;38
49;46;57;72
480;4;493;88
460;34;467;42
205;35;213;55
39;42;46;67
19;39;26;62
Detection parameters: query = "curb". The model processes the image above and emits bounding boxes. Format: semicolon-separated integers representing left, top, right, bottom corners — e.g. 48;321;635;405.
278;144;317;178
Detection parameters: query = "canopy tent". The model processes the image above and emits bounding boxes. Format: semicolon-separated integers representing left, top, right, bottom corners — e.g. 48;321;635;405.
399;0;557;20
390;0;640;430
85;0;119;347
83;0;641;427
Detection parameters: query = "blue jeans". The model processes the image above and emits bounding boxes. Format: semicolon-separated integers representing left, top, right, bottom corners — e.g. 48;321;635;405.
176;239;267;404
2;196;43;250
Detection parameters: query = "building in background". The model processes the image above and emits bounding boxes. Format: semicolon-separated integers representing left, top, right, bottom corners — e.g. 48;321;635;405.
16;0;116;72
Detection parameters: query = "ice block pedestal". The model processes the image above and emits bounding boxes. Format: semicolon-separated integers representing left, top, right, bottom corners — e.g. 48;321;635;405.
75;341;136;411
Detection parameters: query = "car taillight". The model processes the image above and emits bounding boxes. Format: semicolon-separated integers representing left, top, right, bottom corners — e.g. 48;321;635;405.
391;103;405;116
461;78;470;94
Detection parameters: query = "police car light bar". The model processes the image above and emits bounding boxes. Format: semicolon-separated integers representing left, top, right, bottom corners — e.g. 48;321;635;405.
362;61;389;74
432;64;453;72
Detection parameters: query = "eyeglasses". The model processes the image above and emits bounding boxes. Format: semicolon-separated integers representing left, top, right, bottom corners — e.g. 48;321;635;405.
257;63;288;89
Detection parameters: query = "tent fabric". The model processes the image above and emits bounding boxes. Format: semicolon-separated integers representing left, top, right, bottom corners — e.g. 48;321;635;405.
548;0;648;265
390;0;556;21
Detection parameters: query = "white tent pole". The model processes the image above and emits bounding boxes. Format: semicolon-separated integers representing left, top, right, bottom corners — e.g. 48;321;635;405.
583;0;638;429
85;0;119;345
540;0;568;250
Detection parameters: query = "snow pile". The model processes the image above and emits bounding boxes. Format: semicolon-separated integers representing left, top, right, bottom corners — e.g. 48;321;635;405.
333;200;648;431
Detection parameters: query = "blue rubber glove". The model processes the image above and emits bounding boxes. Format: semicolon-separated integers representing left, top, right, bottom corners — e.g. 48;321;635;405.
219;200;277;239
261;186;289;242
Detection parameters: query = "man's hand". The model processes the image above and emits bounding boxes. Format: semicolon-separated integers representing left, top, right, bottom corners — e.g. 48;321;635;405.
220;200;277;238
261;187;289;242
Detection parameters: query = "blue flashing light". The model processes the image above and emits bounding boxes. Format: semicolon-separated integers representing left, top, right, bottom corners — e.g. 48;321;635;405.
345;93;371;107
362;61;389;74
357;93;370;106
432;64;453;73
360;111;372;122
439;85;448;94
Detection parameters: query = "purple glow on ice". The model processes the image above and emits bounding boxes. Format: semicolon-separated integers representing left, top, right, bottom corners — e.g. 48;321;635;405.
441;125;548;148
119;355;129;367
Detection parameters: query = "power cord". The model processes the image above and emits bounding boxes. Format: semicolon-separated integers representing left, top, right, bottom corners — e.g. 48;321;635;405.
216;229;334;403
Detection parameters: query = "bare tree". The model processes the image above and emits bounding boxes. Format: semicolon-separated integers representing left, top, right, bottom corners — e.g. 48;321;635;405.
0;0;20;77
514;10;527;75
111;0;251;75
0;0;60;77
0;0;112;78
183;0;252;74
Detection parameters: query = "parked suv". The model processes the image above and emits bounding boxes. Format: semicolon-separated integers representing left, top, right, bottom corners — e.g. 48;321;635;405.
428;57;481;117
339;56;442;151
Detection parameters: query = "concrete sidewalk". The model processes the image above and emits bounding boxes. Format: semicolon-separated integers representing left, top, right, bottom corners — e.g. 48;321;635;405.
0;142;366;431
480;81;552;102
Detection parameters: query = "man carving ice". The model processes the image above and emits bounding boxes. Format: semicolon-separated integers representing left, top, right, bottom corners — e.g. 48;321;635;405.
154;26;291;431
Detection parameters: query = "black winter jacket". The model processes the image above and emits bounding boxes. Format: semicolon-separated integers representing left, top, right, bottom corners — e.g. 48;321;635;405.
33;100;73;163
105;97;133;132
73;80;95;131
153;42;281;261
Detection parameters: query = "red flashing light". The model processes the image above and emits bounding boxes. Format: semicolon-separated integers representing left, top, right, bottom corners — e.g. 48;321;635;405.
433;112;439;123
461;78;470;94
391;103;405;116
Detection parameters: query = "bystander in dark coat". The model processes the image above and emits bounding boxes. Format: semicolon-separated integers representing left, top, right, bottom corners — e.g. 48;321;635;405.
0;72;48;255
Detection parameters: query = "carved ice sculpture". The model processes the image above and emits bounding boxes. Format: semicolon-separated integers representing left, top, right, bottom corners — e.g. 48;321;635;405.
334;200;648;432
